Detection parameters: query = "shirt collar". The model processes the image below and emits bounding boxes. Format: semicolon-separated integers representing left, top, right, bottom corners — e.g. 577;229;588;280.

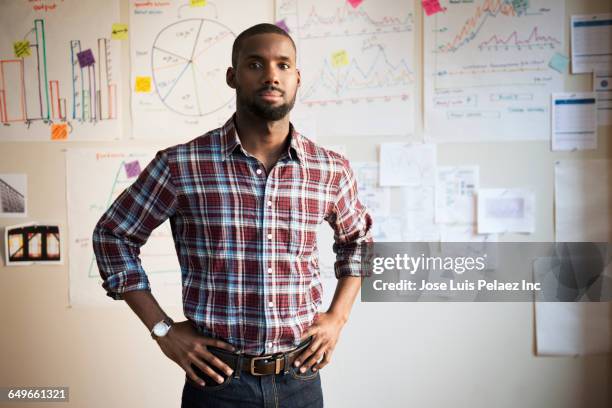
219;114;304;166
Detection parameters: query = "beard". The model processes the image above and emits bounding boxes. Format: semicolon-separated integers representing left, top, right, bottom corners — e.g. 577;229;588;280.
236;85;297;121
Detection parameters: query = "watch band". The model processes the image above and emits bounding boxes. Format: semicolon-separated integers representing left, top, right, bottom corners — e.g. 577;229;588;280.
150;317;174;339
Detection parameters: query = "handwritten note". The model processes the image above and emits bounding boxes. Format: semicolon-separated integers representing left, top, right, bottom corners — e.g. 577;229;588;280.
50;123;69;140
190;0;206;7
124;160;142;178
135;76;152;93
422;0;444;16
331;50;349;68
111;23;128;40
77;49;95;68
13;40;31;58
347;0;363;8
549;52;569;74
275;19;290;33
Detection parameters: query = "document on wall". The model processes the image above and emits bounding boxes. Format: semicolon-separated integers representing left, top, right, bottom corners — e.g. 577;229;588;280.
551;93;597;151
539;159;612;355
594;72;611;126
352;162;391;217
477;188;535;234
379;143;436;187
571;14;612;74
435;166;478;224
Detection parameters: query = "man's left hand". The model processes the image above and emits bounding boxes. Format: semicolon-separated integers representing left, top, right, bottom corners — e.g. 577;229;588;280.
294;312;345;373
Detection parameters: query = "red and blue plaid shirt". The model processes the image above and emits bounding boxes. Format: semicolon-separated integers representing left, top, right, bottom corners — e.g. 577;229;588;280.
92;115;373;355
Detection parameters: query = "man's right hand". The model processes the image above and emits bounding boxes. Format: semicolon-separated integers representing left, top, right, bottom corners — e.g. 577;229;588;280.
155;320;236;387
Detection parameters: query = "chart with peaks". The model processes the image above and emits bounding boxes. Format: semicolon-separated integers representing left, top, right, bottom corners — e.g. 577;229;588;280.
276;0;416;137
424;0;564;142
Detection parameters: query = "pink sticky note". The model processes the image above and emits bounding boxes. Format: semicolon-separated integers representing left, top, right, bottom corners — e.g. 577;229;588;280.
422;0;445;16
347;0;363;8
124;160;142;178
275;19;290;33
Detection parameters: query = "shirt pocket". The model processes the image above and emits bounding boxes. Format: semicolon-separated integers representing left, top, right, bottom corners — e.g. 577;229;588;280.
288;209;319;258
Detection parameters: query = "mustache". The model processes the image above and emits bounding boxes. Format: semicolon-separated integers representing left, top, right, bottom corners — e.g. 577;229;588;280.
257;85;284;95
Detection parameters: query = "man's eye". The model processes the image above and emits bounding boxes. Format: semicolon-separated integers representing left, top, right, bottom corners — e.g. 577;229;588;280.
280;63;290;69
249;62;262;69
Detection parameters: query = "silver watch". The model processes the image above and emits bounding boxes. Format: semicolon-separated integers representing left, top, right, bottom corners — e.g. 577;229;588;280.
151;317;174;339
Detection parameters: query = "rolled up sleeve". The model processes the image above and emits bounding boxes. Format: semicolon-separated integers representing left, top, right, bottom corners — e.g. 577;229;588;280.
327;158;373;279
92;150;177;300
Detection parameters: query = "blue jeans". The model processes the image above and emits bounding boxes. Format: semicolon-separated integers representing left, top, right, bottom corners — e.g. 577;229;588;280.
181;364;324;408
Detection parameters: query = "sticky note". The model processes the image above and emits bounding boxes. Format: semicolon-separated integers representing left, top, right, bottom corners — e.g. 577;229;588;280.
77;49;95;68
135;76;152;93
331;50;349;68
13;40;31;58
50;123;69;140
548;52;569;74
124;160;142;178
112;23;128;40
422;0;445;16
190;0;206;6
275;19;290;33
347;0;363;8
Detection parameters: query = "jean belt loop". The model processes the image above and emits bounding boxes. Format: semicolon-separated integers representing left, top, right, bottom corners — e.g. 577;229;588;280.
283;353;290;375
234;353;242;379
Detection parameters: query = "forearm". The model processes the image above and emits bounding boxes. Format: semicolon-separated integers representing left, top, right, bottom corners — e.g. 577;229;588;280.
122;290;169;332
327;276;361;325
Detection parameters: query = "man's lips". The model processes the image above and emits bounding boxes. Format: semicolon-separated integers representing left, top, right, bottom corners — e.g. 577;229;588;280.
258;91;283;101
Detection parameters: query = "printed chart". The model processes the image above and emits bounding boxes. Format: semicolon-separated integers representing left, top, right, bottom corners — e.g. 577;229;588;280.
0;0;121;141
424;0;564;141
277;0;416;137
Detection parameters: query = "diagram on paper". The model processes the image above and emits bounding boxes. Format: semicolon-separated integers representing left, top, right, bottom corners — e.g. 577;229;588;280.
424;0;564;141
277;0;416;136
0;0;121;141
130;0;272;140
66;149;181;307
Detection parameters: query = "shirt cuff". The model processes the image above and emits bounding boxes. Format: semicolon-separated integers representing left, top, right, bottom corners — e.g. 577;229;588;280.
102;269;151;300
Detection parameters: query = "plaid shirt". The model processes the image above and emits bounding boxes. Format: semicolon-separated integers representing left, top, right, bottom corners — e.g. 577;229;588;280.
92;115;373;355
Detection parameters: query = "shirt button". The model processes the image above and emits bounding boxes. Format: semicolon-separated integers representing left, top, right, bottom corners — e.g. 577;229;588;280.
267;200;272;207
267;233;272;240
267;267;273;274
268;301;274;307
268;342;273;349
256;168;263;175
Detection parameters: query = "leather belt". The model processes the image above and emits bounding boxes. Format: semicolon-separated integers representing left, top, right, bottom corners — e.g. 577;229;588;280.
208;337;312;376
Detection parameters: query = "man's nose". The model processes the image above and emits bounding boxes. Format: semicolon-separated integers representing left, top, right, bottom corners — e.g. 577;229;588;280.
262;64;280;85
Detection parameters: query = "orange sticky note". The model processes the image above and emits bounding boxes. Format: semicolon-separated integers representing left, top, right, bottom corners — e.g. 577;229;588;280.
51;123;69;140
331;50;349;68
135;76;151;93
14;40;31;58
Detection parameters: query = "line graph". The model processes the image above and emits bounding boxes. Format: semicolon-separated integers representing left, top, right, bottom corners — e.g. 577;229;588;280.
300;45;413;105
277;0;416;136
424;0;564;141
295;0;413;39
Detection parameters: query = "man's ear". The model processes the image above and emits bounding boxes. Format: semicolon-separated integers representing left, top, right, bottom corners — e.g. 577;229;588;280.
296;68;301;88
226;67;236;89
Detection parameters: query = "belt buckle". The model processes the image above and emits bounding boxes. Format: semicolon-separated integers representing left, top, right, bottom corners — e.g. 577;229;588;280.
250;354;282;376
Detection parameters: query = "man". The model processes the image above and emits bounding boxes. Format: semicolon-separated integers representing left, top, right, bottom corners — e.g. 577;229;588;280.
92;23;372;407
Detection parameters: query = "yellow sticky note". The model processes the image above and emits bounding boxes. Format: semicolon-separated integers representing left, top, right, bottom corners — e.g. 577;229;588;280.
135;76;152;93
112;23;128;40
13;40;31;58
50;123;69;140
331;50;349;68
190;0;206;7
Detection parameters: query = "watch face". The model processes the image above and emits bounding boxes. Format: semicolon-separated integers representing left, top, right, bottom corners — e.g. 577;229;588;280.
153;322;169;337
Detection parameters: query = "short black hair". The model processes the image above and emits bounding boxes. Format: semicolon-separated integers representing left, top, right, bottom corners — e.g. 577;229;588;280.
231;23;296;68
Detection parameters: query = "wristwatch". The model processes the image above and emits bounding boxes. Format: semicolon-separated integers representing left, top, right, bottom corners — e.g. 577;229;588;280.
151;317;174;339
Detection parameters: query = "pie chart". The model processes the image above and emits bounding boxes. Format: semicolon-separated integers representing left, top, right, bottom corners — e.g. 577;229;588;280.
151;18;235;116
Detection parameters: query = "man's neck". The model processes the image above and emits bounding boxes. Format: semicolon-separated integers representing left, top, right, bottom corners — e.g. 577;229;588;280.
234;109;291;160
